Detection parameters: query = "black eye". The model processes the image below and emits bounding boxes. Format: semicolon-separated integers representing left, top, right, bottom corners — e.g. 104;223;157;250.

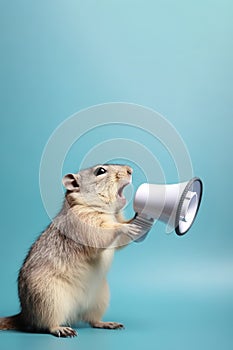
94;167;107;176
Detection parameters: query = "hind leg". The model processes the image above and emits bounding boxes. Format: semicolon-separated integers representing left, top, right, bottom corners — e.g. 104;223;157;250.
45;286;78;337
82;280;124;330
21;279;78;337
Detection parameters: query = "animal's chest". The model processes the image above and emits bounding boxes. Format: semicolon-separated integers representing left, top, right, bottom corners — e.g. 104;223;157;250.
86;249;114;289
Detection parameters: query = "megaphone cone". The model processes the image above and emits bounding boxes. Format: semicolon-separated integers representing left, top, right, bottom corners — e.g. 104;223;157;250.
133;177;203;236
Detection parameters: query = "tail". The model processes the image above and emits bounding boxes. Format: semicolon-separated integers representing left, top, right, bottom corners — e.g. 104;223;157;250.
0;313;22;330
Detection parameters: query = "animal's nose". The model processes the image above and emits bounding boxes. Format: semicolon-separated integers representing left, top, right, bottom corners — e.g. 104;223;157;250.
126;167;133;175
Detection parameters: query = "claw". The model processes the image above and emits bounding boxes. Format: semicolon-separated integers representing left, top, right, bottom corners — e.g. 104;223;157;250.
50;326;77;338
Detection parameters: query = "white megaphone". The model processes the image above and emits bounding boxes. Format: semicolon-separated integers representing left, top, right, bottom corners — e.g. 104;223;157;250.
132;177;203;241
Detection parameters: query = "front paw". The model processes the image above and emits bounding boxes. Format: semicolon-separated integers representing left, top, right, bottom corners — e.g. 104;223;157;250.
123;223;142;239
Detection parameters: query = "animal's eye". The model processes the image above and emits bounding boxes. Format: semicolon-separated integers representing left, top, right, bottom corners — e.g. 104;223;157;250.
94;167;107;176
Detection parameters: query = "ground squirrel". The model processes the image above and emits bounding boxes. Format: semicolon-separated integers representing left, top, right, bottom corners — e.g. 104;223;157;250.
0;164;143;337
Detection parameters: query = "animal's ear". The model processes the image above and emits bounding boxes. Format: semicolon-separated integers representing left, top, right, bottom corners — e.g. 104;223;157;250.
62;173;80;191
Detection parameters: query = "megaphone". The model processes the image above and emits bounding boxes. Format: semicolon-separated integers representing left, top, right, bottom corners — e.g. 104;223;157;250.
132;177;203;241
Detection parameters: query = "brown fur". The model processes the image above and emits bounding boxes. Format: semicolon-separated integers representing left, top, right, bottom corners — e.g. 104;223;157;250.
0;313;22;330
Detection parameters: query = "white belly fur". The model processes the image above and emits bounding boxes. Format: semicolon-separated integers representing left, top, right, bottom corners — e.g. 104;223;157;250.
55;249;115;324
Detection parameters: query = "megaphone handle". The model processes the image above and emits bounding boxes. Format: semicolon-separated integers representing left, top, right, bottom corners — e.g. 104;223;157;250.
131;214;154;243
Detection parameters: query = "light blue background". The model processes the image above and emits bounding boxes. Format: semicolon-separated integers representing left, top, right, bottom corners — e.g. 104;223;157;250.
0;1;232;349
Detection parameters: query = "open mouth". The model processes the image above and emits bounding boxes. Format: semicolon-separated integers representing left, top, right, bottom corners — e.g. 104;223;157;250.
117;182;130;202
